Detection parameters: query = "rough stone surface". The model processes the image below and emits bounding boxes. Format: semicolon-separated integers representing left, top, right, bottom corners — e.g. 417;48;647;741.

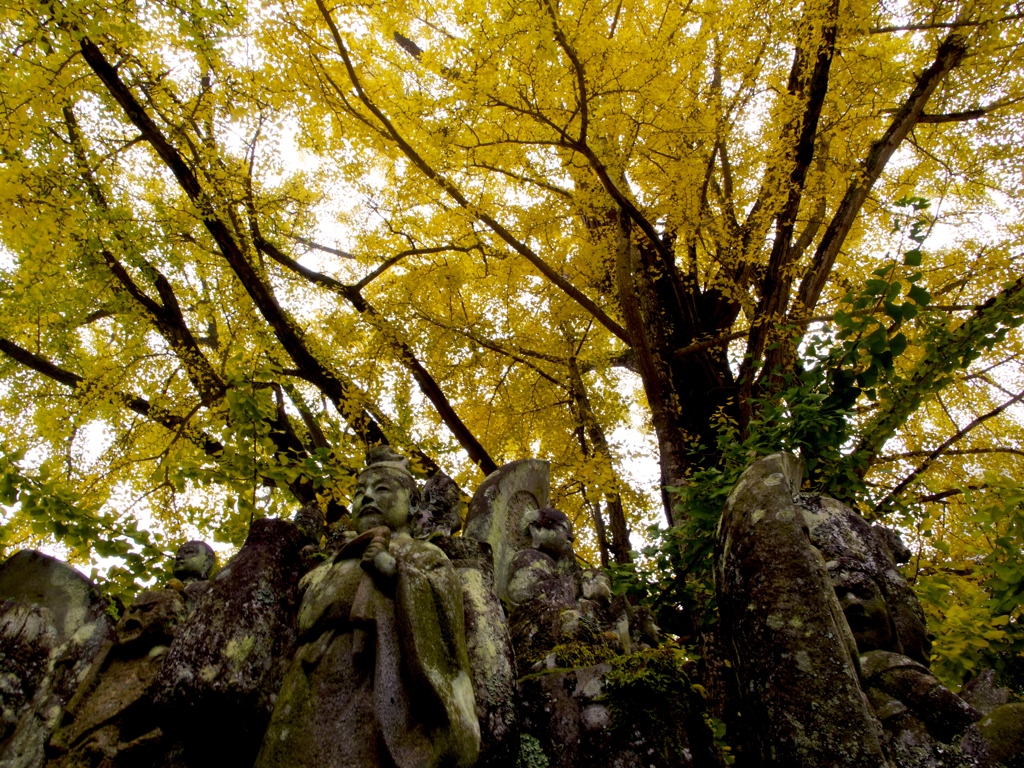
715;452;890;767
46;589;188;768
975;702;1024;767
415;473;465;539
152;517;309;768
0;602;59;754
465;460;550;601
799;494;931;665
859;649;980;750
436;537;519;768
960;670;1012;716
518;661;717;768
0;551;115;768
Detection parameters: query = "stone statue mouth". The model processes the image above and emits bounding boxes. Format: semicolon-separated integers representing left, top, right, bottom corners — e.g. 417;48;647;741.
358;505;382;517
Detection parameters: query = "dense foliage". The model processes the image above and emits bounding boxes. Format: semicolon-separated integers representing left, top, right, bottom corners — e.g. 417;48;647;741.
2;0;1024;685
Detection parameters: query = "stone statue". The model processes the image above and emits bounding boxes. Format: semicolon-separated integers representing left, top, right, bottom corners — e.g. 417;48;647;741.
504;507;632;666
153;518;312;768
47;589;188;768
254;446;480;768
169;540;217;611
171;541;216;584
716;452;1024;768
715;453;892;766
797;492;988;756
506;507;578;608
413;472;464;540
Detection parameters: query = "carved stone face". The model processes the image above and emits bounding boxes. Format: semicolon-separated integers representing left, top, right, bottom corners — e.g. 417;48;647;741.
172;541;216;583
352;468;413;534
526;508;574;560
581;569;612;601
116;589;187;646
829;565;895;654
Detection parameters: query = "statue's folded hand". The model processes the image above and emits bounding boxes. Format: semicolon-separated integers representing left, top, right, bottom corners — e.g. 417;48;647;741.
362;533;397;580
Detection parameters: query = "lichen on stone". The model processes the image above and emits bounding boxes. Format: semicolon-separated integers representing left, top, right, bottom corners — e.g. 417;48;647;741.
516;732;550;768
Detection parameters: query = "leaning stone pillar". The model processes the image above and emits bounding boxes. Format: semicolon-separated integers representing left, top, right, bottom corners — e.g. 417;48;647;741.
436;536;519;768
715;452;890;767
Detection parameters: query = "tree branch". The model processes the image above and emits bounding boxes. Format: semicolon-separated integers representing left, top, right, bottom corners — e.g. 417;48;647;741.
252;231;498;475
797;34;968;312
313;0;631;345
77;35;417;465
876;447;1024;463
289;234;356;259
740;0;840;404
877;387;1024;512
64;103;227;406
870;13;1024;34
0;336;223;456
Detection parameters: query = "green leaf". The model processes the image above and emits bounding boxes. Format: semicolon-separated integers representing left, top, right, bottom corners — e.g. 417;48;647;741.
889;333;908;357
908;285;931;306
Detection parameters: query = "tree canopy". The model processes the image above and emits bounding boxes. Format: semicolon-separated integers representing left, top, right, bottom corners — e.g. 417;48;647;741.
2;0;1024;684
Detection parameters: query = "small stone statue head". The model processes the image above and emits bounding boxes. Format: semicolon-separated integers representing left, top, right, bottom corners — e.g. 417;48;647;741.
351;446;420;535
522;507;575;561
581;569;613;602
172;540;216;583
828;557;897;654
294;502;327;545
412;473;463;539
116;589;188;647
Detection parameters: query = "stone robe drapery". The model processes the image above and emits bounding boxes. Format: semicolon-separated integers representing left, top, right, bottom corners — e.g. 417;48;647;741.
254;533;479;768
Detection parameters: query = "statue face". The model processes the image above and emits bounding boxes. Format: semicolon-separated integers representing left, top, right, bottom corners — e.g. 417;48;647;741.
830;567;895;653
172;541;215;582
352;469;412;534
529;518;574;560
116;590;187;646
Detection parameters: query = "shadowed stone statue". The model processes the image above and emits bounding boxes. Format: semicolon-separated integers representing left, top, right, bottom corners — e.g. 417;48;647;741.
169;540;217;611
254;446;480;768
171;542;216;584
717;452;1024;768
47;589;187;768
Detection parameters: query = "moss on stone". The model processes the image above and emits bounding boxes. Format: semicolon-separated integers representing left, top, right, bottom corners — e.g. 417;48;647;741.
604;646;723;767
978;703;1024;767
551;641;616;670
516;733;550;768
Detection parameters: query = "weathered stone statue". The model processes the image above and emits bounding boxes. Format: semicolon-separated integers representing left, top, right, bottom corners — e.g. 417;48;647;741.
413;472;464;540
254;447;480;768
153;520;309;768
46;588;188;768
715;452;891;767
506;507;578;608
0;551;115;768
798;494;980;759
169;540;216;610
171;541;216;584
716;452;1024;768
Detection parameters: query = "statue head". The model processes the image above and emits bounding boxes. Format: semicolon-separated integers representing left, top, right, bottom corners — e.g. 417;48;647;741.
172;540;216;583
116;589;187;647
522;507;574;561
352;446;420;535
828;558;897;654
412;472;463;539
294;502;327;545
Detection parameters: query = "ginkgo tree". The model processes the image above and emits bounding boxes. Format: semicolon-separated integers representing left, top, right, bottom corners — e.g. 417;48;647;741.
2;0;1024;681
